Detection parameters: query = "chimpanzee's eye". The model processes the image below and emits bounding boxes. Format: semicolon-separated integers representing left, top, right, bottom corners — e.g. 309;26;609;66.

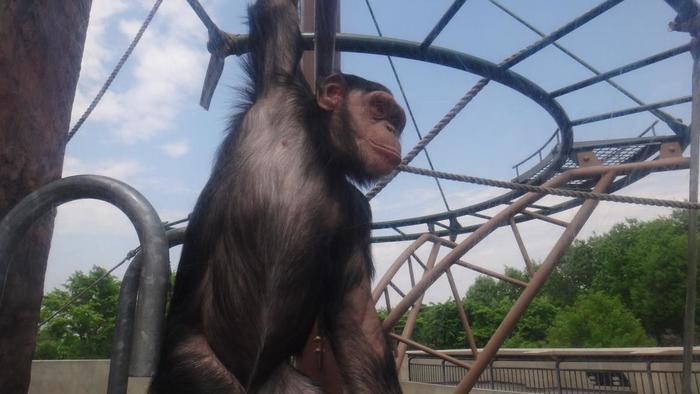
370;98;386;119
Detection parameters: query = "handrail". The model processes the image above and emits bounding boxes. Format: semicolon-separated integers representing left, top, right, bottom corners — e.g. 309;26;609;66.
0;175;169;378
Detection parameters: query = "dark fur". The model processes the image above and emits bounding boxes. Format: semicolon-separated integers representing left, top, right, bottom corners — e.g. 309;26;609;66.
150;1;401;392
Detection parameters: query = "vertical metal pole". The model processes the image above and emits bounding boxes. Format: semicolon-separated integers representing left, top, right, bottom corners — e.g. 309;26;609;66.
441;359;447;384
489;361;496;390
555;359;563;394
394;242;440;369
314;0;339;81
684;38;700;394
647;360;656;394
300;0;316;87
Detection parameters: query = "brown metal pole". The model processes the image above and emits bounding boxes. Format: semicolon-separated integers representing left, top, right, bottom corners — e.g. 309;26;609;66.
445;268;479;357
454;171;616;393
509;218;535;277
314;0;339;81
395;242;441;369
683;38;700;394
390;333;471;371
300;0;316;86
453;260;528;287
373;233;431;302
520;209;570;227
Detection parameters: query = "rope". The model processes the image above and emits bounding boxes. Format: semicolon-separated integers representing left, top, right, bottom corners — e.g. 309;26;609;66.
399;165;700;210
365;78;490;199
66;0;164;142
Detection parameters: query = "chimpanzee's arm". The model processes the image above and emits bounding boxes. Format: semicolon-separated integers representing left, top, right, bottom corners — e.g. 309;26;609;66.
248;0;304;95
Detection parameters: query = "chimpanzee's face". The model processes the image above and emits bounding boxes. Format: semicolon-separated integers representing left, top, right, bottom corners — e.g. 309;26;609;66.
345;89;405;177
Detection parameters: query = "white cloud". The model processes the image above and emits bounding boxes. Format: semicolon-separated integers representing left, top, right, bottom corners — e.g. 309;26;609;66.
54;200;135;236
161;140;191;158
72;0;210;142
63;155;144;183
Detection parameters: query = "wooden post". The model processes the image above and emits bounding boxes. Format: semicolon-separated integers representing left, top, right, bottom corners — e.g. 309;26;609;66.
0;1;92;391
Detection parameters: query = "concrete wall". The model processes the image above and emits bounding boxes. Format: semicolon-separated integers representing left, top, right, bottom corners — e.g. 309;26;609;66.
30;360;503;394
29;360;148;394
401;381;498;394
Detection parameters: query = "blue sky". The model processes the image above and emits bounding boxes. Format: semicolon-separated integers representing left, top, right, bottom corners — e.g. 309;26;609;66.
47;0;693;303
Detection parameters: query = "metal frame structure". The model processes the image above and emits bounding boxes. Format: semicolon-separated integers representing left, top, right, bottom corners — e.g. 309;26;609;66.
0;0;696;393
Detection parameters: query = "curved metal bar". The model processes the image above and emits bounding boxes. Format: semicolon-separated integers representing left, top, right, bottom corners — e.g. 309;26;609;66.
0;175;169;377
225;32;574;231
227;33;573;162
108;227;185;394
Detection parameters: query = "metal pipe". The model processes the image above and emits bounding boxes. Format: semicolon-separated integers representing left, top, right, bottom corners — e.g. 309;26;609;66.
0;175;169;377
453;260;528;287
389;333;471;370
372;233;431;302
518;209;569;228
419;0;468;50
550;44;691;98
683;38;700;394
509;218;534;277
314;0;339;81
395;242;441;369
499;0;625;69
454;171;616;393
445;268;479;357
108;228;185;394
223;32;575;166
107;254;142;394
490;0;682;132
571;96;692;126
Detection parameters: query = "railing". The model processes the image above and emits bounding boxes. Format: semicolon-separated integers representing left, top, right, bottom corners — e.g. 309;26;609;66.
512;129;560;177
407;353;700;393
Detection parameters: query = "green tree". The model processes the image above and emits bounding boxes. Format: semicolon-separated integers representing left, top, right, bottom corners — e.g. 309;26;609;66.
465;269;559;348
34;266;121;359
547;292;654;347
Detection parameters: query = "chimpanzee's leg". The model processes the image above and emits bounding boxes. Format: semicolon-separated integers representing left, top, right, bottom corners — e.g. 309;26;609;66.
256;363;325;394
324;252;402;393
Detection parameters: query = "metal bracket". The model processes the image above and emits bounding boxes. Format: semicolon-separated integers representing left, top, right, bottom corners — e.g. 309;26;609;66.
659;141;683;158
576;151;601;167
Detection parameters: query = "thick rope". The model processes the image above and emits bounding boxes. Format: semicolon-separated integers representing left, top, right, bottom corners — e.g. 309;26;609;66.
67;0;164;142
365;78;490;199
399;165;700;210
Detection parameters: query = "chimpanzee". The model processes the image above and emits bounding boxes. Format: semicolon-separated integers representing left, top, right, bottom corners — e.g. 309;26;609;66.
149;0;406;392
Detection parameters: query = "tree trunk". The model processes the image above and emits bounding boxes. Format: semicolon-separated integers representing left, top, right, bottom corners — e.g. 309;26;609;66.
0;1;91;392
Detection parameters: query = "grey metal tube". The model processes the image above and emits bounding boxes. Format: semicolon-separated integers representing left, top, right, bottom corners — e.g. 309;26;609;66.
683;39;700;394
108;228;186;394
107;253;142;394
0;175;169;377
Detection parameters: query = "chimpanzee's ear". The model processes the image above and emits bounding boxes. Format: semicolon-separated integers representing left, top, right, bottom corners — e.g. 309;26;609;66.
316;74;346;111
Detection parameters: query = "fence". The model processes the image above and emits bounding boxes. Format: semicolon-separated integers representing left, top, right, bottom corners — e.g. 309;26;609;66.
406;348;700;393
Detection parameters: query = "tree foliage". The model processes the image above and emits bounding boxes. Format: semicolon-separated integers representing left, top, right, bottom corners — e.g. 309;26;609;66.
546;292;654;347
34;266;120;359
